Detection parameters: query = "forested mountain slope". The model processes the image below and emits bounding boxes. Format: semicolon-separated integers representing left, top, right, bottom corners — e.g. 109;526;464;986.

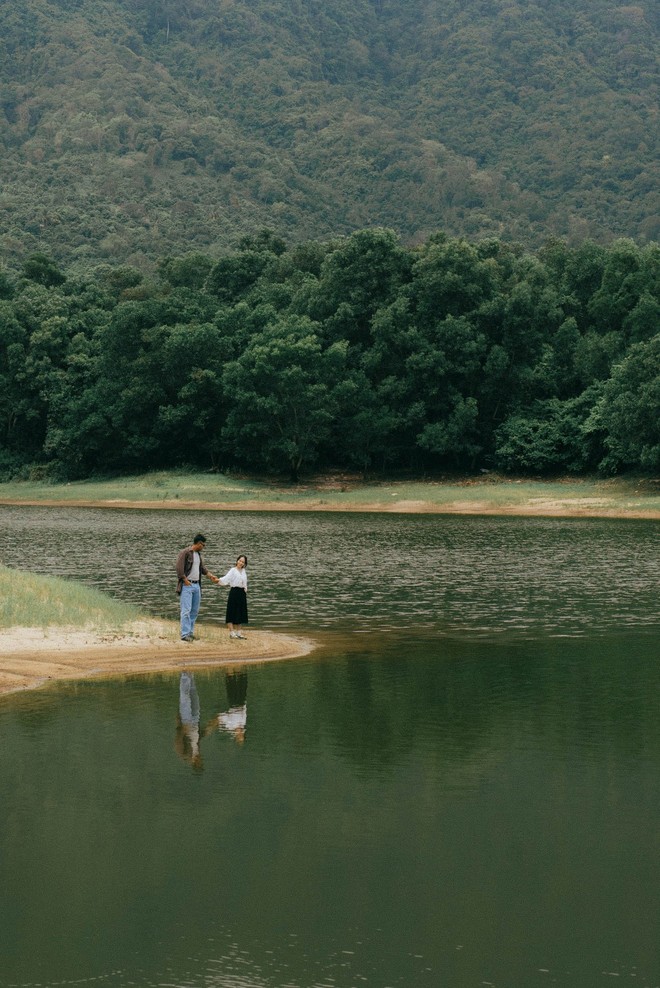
0;0;658;268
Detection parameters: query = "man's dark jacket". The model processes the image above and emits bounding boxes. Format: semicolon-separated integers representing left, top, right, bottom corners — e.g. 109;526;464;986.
176;547;209;595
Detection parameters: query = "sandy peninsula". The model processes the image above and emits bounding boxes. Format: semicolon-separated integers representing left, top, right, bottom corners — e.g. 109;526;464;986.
0;621;316;697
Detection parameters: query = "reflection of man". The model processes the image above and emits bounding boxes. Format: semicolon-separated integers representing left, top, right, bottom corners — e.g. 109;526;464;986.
176;533;220;642
216;670;248;745
175;671;203;771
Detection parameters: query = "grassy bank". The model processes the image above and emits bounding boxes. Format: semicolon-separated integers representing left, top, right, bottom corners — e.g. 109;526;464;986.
0;567;143;630
0;568;314;696
0;471;658;516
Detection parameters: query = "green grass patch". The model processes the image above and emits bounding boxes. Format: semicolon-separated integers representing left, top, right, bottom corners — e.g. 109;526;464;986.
0;567;143;630
336;475;660;511
0;470;658;513
0;470;273;504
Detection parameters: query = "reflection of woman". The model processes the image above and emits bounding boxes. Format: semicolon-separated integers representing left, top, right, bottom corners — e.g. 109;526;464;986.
204;670;249;744
175;671;203;771
218;555;248;640
217;670;248;744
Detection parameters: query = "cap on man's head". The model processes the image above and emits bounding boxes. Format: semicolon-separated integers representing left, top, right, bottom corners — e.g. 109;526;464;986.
193;533;207;544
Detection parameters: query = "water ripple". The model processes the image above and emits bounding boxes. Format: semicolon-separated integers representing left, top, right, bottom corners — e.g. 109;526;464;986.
0;508;657;639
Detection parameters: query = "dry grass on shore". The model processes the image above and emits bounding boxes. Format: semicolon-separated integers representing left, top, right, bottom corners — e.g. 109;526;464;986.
0;569;315;697
0;471;658;517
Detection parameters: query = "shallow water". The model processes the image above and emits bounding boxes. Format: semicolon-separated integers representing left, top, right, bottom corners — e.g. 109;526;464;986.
0;508;658;987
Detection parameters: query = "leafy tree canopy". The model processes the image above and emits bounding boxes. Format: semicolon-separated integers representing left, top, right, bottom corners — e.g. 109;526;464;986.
1;229;657;481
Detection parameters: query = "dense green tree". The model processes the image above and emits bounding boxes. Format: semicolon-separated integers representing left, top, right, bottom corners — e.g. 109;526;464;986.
0;269;14;301
151;321;229;470
206;252;273;305
237;230;288;257
623;293;660;346
588;336;660;472
330;368;402;474
540;239;606;329
494;392;601;475
587;239;646;335
410;237;497;321
1;283;78;464
573;330;624;388
21;254;67;288
101;265;144;296
222;317;347;480
0;302;30;466
524;318;582;402
302;229;412;348
417;396;481;467
205;230;289;304
44;332;105;477
158;253;214;290
45;291;222;474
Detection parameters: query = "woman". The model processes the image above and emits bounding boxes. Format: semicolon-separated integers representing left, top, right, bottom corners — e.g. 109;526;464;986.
218;554;249;639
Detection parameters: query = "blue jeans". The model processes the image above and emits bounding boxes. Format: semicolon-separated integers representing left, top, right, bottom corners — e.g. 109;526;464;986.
180;582;201;639
179;671;200;724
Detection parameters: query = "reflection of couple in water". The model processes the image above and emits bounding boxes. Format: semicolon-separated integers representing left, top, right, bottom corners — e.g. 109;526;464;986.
175;669;249;770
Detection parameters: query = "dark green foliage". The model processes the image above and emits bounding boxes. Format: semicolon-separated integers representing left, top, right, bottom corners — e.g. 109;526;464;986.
588;337;660;472
494;394;600;475
0;270;14;300
206;253;273;305
21;254;67;288
222;318;347;481
1;231;658;480
158;254;214;290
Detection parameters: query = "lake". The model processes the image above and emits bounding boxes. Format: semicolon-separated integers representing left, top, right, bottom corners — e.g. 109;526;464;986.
0;507;658;988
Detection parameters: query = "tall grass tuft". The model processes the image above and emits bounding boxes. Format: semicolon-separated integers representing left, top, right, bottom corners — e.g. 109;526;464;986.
0;566;143;630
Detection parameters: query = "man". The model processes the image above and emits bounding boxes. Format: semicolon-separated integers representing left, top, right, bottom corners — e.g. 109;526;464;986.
176;533;219;642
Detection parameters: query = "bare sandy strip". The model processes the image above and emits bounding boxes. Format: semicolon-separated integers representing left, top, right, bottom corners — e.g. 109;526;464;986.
0;497;658;518
0;620;316;696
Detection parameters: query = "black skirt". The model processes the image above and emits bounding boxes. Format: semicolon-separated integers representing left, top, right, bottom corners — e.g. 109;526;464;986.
226;586;248;625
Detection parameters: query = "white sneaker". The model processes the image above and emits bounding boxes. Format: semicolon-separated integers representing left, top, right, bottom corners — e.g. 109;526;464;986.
229;632;238;639
236;633;247;640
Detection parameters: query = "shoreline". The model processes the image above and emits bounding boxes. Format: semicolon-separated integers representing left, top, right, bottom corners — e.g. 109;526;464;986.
1;497;659;519
0;622;316;697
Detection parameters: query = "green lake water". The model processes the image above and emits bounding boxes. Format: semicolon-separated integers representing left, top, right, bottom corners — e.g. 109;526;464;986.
0;508;658;987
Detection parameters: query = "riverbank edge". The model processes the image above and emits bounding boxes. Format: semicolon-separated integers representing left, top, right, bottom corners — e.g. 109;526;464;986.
0;623;317;698
1;497;658;518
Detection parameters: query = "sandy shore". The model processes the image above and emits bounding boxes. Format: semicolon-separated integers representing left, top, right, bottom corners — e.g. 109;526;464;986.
0;620;316;697
0;497;658;518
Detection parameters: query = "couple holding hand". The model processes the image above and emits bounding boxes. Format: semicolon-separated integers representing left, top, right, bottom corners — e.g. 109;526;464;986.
176;533;248;642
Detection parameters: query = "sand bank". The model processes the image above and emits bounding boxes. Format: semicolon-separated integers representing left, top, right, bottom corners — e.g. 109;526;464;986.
0;497;658;518
0;620;315;696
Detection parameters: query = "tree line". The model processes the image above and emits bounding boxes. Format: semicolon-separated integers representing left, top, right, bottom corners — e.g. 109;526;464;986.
1;229;658;481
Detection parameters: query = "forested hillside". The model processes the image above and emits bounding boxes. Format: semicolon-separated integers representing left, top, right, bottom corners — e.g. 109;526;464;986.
1;0;658;268
1;232;658;480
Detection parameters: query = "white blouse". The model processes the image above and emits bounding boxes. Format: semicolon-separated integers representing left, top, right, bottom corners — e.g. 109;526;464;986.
219;566;248;590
